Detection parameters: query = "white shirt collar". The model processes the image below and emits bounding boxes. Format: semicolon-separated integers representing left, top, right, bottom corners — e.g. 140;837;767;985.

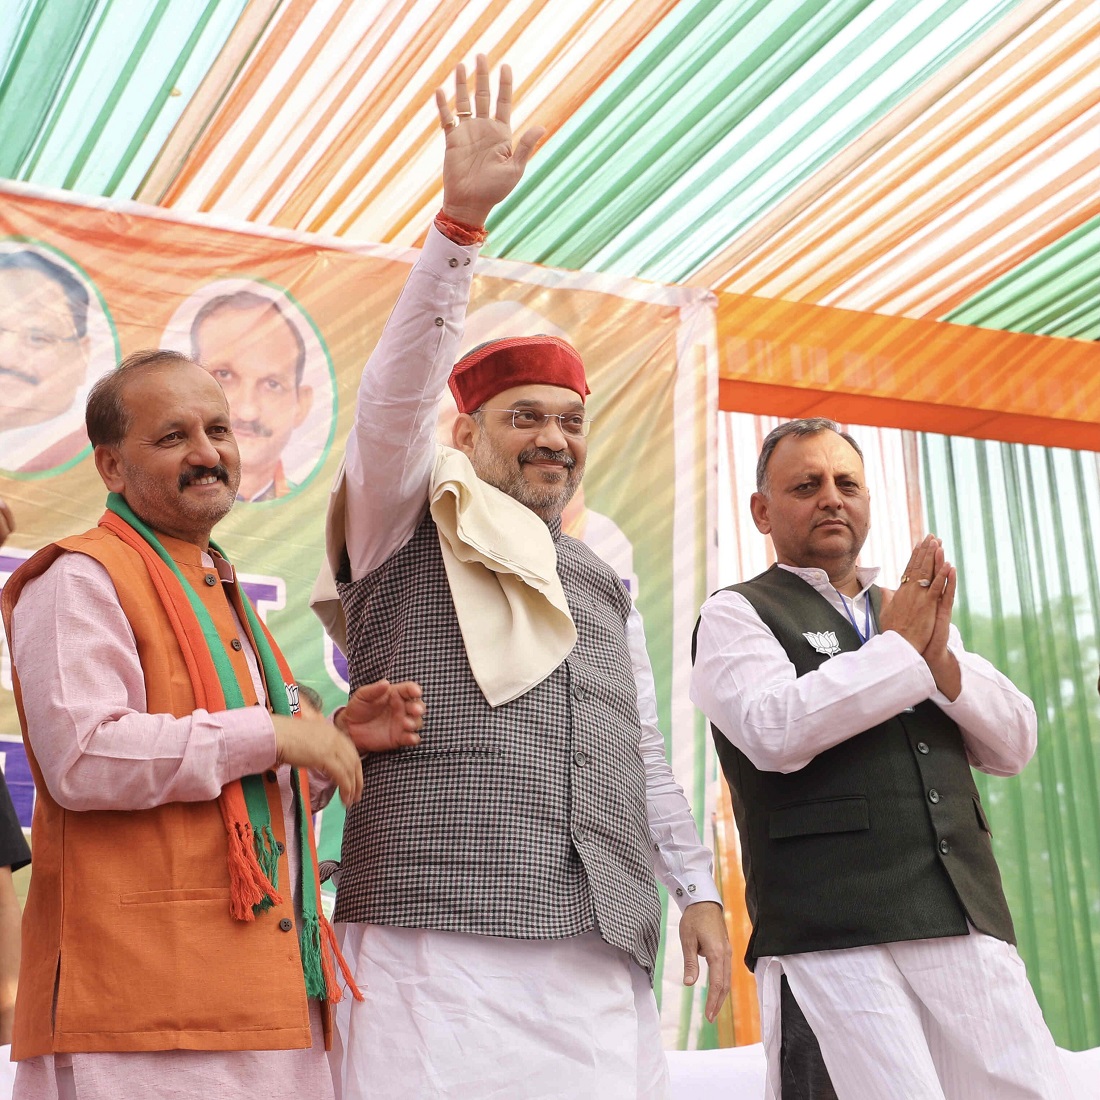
778;562;880;600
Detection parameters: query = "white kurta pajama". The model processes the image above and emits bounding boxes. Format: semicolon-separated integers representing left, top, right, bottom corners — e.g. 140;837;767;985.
326;227;720;1099
691;565;1070;1100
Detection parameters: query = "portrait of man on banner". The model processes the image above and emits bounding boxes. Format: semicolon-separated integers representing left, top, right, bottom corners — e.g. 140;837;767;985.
161;280;336;503
0;243;117;477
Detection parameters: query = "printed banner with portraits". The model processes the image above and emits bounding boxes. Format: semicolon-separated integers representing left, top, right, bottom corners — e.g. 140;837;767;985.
0;180;716;1029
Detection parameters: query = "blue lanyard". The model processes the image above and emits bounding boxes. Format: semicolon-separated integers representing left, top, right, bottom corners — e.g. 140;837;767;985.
839;591;872;644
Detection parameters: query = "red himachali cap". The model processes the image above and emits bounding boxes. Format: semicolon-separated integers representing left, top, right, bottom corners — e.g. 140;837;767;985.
448;335;590;414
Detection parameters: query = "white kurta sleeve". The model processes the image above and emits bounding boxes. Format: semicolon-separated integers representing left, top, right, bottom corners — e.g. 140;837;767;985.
690;588;938;773
691;588;1038;779
627;606;722;911
343;226;480;580
929;625;1036;776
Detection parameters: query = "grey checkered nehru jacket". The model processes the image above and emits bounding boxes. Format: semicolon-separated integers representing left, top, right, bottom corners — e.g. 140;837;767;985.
334;510;662;977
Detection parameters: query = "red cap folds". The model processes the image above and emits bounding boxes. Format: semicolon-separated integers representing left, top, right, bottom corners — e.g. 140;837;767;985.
448;335;589;414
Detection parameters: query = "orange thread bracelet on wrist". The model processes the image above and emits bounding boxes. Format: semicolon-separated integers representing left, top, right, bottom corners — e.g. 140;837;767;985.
434;210;488;246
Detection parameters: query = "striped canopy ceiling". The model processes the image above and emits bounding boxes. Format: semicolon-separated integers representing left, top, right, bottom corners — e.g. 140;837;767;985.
2;0;1098;339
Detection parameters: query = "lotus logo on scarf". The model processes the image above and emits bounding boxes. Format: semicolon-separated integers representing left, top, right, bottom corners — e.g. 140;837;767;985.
803;631;841;658
285;682;300;714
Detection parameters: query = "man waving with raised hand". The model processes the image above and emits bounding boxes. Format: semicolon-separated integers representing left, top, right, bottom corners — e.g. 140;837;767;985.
314;56;729;1099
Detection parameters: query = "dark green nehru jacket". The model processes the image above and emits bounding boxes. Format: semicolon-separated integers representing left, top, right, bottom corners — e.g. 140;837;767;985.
697;565;1015;967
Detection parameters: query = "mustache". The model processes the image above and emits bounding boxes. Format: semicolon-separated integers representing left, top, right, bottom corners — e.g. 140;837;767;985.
178;464;230;491
519;445;576;470
232;418;273;438
0;363;38;385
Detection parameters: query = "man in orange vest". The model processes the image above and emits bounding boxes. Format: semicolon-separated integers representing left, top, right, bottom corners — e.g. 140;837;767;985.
2;349;425;1100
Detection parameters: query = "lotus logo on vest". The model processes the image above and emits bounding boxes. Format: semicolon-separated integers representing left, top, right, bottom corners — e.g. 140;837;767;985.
803;631;841;658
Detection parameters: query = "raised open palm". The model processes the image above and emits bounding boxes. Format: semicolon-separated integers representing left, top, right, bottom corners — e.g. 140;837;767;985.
435;54;544;227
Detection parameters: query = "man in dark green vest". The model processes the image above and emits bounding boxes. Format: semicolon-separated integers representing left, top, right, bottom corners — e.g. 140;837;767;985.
691;418;1067;1099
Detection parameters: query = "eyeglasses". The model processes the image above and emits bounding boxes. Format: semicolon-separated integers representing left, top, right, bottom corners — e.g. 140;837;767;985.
0;325;81;353
481;408;593;437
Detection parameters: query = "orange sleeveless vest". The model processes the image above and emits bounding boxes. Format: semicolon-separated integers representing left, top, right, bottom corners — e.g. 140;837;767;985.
2;526;330;1058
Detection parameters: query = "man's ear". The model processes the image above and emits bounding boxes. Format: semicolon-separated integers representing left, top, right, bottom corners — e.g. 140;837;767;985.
94;444;125;493
749;491;771;535
451;413;479;457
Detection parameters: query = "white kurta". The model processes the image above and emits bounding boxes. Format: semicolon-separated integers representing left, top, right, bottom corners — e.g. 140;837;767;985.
329;226;720;1097
691;565;1069;1099
332;928;669;1100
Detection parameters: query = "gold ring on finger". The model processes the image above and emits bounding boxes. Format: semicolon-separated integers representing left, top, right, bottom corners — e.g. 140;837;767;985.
918;579;932;588
900;574;910;584
444;117;459;131
456;110;473;118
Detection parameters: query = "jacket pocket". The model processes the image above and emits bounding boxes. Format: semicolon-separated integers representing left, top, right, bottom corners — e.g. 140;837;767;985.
120;888;230;905
769;796;869;840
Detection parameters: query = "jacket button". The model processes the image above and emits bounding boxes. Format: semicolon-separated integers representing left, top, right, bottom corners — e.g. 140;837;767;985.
916;741;930;754
675;888;684;898
278;918;293;932
463;258;471;266
448;257;458;267
928;789;940;804
573;750;588;767
265;770;278;783
204;573;217;586
434;317;444;327
939;839;950;855
572;685;586;701
230;638;243;651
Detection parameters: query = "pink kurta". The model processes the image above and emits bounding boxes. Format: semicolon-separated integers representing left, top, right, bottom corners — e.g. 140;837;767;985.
10;549;334;1100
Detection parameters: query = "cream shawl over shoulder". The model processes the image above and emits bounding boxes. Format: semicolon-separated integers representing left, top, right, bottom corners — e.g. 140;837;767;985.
312;446;576;707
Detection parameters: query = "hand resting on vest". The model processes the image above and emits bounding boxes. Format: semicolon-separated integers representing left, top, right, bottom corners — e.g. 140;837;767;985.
337;679;425;754
272;680;425;806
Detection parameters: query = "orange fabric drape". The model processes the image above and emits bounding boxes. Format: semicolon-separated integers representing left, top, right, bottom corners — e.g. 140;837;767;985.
713;779;761;1047
697;0;1100;319
155;0;680;245
718;293;1100;451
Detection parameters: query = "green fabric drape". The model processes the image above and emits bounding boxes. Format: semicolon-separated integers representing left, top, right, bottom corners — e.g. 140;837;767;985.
921;434;1100;1050
944;213;1100;339
0;0;246;194
485;0;1025;282
0;0;100;178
